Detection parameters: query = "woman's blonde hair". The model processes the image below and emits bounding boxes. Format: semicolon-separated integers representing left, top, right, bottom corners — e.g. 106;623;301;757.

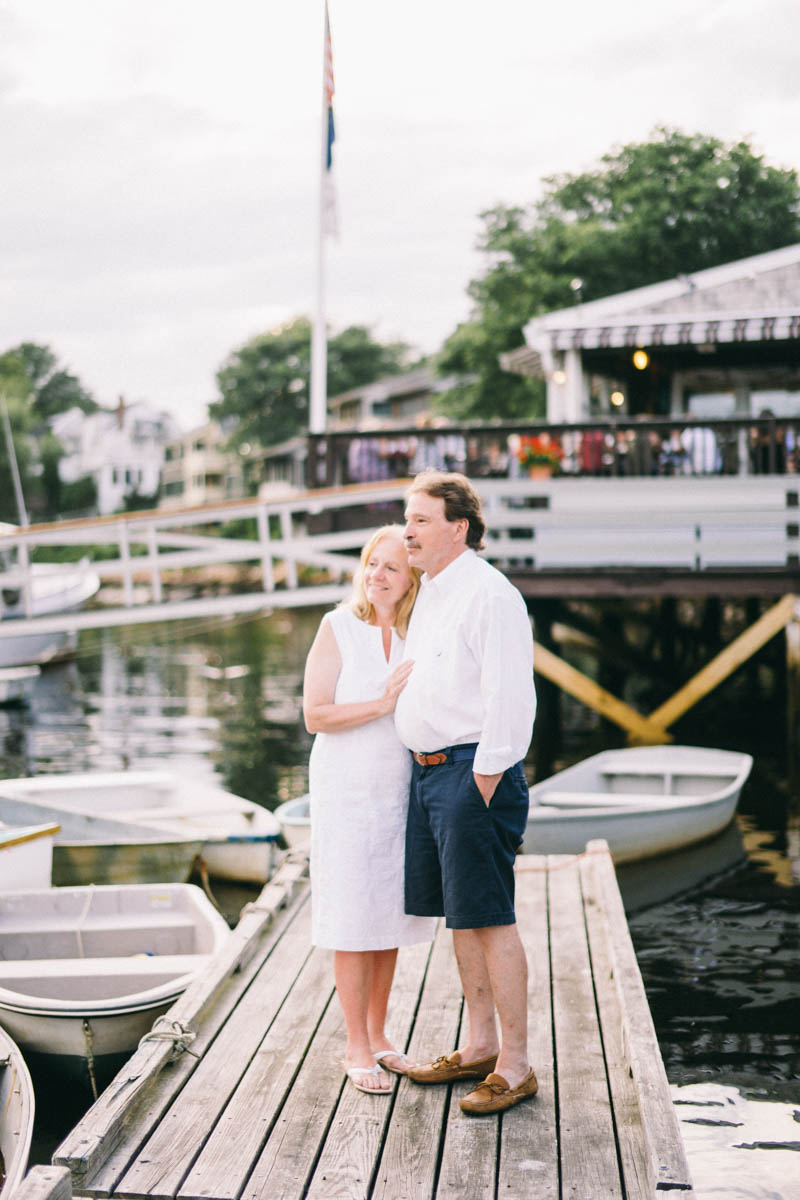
346;524;420;637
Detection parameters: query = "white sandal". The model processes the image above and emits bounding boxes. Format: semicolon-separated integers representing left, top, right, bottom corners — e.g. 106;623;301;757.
373;1049;415;1076
345;1063;392;1094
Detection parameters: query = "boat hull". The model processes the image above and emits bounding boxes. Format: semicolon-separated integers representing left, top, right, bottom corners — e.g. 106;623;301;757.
522;792;739;863
525;744;753;864
0;1027;34;1200
0;628;77;669
51;838;203;886
0;771;281;884
0;883;230;1094
274;794;311;851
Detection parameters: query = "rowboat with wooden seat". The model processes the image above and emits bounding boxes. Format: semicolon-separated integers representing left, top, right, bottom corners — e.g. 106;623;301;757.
524;744;753;863
0;770;282;884
0;796;203;887
0;1026;33;1200
275;746;753;867
0;882;230;1094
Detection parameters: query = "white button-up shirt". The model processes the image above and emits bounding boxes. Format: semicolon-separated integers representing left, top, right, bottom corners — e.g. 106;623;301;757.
394;549;536;775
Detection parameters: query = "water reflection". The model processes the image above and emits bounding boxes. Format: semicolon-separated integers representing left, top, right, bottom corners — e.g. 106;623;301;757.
673;1084;800;1200
0;615;314;807
630;843;800;1091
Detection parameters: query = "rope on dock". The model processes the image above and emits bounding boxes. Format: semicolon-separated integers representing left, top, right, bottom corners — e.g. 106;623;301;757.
138;1017;200;1062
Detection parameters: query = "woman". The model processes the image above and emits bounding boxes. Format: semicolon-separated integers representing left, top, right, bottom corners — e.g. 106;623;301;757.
303;525;436;1094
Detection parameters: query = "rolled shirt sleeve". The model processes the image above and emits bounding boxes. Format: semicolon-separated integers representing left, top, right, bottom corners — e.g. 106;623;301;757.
470;589;536;775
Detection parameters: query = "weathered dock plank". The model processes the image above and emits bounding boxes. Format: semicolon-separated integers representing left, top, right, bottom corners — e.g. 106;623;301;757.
53;844;691;1200
118;898;316;1199
370;926;461;1200
582;841;693;1192
54;858;310;1193
580;849;654;1199
307;937;435;1200
548;855;624;1198
497;861;558;1199
78;888;310;1199
237;985;347;1200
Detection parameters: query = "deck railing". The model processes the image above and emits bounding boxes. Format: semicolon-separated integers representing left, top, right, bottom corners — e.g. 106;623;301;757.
306;413;798;488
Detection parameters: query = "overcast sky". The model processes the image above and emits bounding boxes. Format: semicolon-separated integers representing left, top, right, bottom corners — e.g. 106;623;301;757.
2;0;799;429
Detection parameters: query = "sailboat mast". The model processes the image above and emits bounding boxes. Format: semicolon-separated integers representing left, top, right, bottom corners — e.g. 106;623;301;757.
0;392;29;527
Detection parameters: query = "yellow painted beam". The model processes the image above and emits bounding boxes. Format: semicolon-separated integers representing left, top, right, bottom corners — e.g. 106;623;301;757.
533;642;672;744
647;593;797;731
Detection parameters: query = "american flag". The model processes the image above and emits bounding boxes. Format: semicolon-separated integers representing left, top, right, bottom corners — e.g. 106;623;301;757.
322;1;338;236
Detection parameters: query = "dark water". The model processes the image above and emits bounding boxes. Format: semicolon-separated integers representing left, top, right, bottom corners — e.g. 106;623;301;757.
2;611;799;1199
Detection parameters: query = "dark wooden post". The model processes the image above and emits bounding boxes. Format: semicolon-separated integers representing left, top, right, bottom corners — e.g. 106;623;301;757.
786;601;800;795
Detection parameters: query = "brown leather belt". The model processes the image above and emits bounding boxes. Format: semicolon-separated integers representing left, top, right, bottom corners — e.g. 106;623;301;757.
412;744;478;767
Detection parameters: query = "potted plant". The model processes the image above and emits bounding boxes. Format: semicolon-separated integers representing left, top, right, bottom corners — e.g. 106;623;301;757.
517;433;564;477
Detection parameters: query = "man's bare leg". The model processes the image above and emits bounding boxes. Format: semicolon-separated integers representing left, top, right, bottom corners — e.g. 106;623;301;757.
473;923;529;1087
452;928;500;1063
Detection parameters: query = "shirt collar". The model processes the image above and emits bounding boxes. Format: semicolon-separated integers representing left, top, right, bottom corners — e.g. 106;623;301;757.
421;548;475;594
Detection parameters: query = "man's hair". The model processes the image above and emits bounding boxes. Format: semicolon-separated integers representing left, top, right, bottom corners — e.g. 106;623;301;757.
406;470;486;551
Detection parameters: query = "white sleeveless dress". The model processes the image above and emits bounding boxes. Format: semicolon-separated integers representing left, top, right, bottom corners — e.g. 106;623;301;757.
309;607;436;951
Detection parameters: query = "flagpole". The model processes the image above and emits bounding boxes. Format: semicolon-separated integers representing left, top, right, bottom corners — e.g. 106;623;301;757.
310;1;333;436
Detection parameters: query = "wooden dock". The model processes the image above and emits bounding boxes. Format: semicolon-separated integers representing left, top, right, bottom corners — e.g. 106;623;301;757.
50;844;692;1199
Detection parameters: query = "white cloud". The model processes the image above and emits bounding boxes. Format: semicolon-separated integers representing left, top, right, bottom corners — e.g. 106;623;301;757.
1;0;799;426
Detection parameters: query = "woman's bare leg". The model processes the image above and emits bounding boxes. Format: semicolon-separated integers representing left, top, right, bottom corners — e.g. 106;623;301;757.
334;949;388;1090
367;948;408;1069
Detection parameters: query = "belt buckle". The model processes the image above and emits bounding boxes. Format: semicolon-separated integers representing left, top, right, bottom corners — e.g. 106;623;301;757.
417;751;448;766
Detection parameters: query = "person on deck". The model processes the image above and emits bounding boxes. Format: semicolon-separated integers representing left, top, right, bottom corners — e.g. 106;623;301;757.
303;525;436;1096
394;470;538;1115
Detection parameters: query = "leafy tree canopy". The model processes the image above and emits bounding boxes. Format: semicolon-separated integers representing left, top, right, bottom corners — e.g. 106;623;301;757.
0;342;96;521
438;128;800;420
211;318;411;449
0;342;97;421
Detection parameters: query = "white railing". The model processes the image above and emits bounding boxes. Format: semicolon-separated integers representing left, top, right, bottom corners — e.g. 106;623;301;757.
0;476;797;638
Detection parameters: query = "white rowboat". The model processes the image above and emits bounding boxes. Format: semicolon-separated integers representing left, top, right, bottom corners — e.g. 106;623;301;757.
0;794;203;887
275;746;753;868
0;883;230;1093
0;770;282;884
274;793;311;851
524;745;753;863
0;1026;34;1200
0;554;100;669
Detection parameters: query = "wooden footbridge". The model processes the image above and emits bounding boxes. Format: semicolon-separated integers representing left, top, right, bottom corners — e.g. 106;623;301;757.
2;473;799;748
31;846;692;1200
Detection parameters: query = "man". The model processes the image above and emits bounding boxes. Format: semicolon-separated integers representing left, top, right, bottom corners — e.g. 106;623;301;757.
394;469;537;1115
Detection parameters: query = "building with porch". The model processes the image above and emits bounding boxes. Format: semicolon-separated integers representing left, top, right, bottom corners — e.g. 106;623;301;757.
160;421;245;510
51;398;178;515
501;242;800;423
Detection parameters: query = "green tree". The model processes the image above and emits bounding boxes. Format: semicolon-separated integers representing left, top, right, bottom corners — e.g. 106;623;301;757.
0;342;96;420
441;128;800;419
211;318;410;449
0;342;97;520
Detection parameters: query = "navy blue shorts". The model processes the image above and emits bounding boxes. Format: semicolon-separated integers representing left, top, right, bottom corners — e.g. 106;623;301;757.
404;747;530;930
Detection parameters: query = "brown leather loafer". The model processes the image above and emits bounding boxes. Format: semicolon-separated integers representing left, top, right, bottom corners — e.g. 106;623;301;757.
459;1068;539;1114
406;1051;499;1084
